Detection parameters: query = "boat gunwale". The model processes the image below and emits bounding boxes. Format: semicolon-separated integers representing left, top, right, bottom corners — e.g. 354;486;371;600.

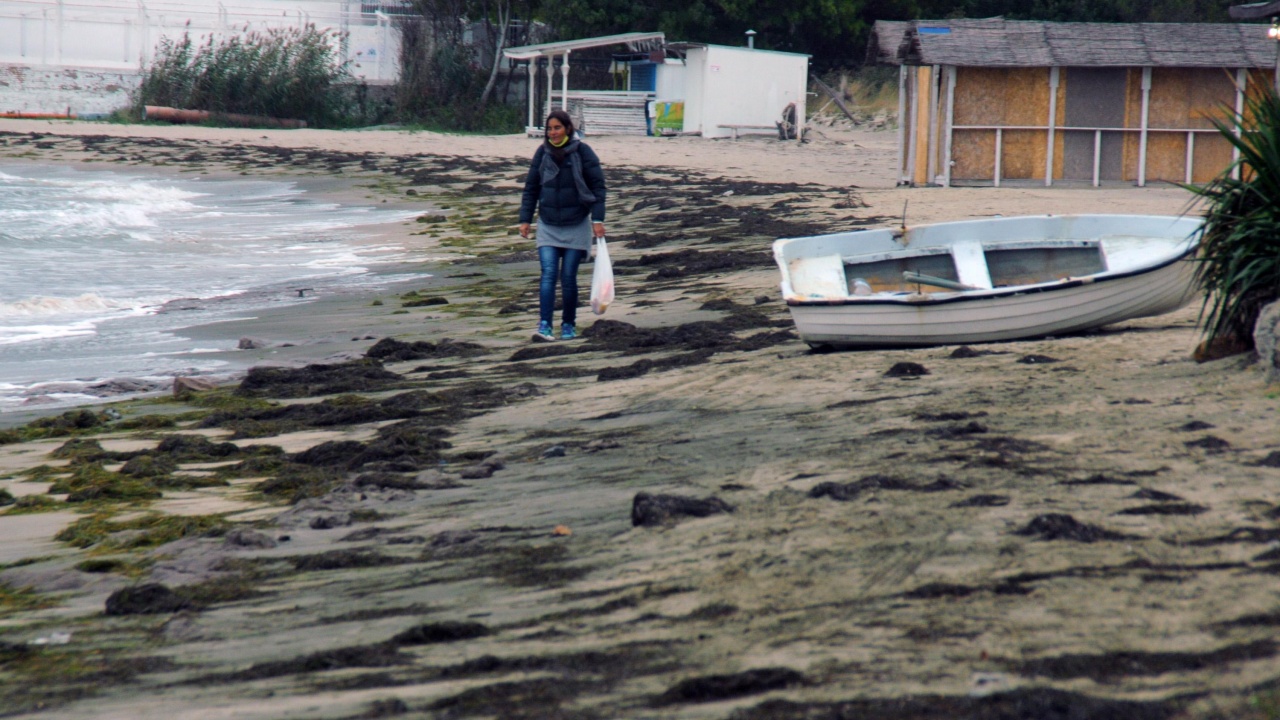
784;242;1197;308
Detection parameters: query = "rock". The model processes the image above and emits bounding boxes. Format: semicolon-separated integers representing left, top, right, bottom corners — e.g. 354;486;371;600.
541;445;567;458
401;297;448;307
223;528;277;549
83;378;166;396
885;362;929;377
458;458;505;479
632;492;734;527
1013;513;1133;542
390;621;490;645
430;530;479;548
310;514;352;530
173;376;217;398
238;337;269;350
655;668;805;705
105;583;194;615
1255;300;1280;384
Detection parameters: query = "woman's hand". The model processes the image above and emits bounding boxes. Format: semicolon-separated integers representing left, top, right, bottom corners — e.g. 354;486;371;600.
592;222;606;238
519;223;531;238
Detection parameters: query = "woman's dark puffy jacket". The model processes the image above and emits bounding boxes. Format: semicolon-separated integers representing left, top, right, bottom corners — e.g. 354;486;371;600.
518;140;606;227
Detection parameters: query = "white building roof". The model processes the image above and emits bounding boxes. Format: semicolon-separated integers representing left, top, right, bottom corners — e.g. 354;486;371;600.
503;31;665;60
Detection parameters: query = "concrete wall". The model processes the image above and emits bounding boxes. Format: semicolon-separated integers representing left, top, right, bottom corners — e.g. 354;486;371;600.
0;0;401;115
654;58;684;103
0;64;137;115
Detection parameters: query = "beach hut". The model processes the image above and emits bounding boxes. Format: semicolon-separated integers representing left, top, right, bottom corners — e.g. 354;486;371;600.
505;33;809;140
660;42;810;140
868;19;1279;187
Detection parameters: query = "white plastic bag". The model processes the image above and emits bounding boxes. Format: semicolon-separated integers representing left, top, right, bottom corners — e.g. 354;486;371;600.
590;236;614;315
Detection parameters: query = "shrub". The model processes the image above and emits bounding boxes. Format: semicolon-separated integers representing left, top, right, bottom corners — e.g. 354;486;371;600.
135;25;357;127
394;16;521;133
1186;87;1280;348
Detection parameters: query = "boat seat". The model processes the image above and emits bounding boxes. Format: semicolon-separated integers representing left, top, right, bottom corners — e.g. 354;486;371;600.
788;254;848;298
951;241;994;290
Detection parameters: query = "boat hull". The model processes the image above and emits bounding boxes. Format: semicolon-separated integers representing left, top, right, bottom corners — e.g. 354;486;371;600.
788;256;1196;348
775;215;1201;348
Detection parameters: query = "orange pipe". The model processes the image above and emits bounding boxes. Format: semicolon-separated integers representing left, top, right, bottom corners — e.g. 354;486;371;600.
0;112;74;119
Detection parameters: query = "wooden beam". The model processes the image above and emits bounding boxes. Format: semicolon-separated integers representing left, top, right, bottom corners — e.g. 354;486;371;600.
811;75;859;125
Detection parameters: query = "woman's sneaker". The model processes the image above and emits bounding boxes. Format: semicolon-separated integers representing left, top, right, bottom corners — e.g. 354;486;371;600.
535;321;555;341
560;323;577;340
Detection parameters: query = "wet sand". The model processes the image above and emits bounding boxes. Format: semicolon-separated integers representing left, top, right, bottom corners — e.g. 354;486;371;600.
0;120;1278;720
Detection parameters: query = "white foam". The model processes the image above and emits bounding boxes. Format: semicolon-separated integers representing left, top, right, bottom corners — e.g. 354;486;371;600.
0;293;123;318
0;320;99;345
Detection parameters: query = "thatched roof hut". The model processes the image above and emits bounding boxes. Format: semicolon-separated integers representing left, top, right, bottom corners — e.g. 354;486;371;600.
870;19;1278;187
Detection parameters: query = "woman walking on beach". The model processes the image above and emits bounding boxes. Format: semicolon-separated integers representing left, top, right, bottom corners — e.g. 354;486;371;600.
519;109;607;340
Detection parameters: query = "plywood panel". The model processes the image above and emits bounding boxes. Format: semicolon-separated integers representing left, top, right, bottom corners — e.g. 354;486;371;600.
1246;69;1274;103
1145;132;1187;183
952;67;1050;182
1193;132;1235;184
1002;129;1045;179
1148;68;1193;129
1062;131;1126;182
1189;68;1236;129
1062;68;1128;182
1122;68;1143;182
1005;68;1051;126
952;129;995;180
1051;73;1066;179
953;68;1009;125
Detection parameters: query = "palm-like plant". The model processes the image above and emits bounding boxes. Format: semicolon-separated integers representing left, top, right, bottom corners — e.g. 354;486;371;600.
1186;86;1280;349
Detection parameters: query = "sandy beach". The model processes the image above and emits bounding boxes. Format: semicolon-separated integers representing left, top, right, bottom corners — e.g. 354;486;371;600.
0;118;1278;720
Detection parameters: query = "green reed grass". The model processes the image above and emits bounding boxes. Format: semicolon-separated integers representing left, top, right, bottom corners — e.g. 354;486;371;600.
135;25;356;127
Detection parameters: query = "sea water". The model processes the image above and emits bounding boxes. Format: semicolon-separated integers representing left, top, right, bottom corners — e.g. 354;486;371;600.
0;163;422;412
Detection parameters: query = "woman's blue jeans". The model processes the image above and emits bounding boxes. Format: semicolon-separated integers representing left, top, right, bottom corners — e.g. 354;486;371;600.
538;245;586;326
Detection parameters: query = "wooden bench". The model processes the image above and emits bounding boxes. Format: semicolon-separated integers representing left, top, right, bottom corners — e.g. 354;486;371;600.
718;124;778;140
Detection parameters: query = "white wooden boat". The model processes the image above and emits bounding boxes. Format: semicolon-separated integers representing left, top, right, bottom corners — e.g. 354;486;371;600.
772;214;1202;348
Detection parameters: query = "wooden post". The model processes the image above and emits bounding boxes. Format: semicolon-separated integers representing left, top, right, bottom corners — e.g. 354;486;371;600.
926;64;940;184
994;128;1003;188
897;65;909;185
561;49;570;110
943;66;956;187
1093;129;1101;187
1045;66;1059;187
1186;131;1195;184
1138;67;1151;187
544;57;554;123
1234;68;1247;180
526;60;535;130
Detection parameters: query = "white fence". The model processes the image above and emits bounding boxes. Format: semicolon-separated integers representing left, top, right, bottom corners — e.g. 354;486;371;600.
0;0;401;82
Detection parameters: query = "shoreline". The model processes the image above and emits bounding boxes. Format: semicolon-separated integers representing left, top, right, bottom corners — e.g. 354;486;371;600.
3;120;1279;720
0;154;451;419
